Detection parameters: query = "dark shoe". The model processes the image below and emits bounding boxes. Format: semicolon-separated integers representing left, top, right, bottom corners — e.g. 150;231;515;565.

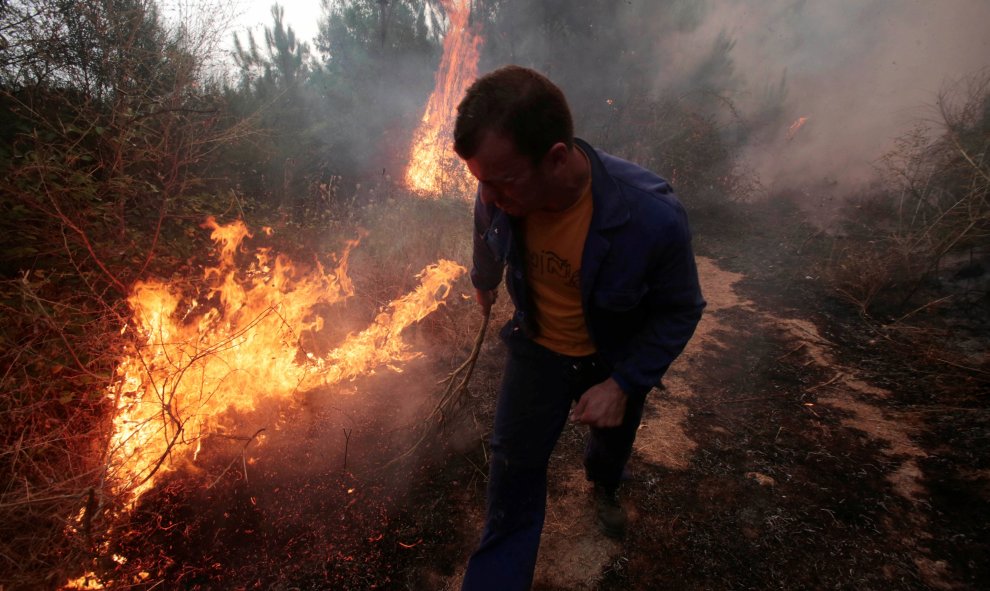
593;484;627;539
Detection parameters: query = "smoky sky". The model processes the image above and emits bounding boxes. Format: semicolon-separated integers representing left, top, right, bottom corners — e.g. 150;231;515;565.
249;0;989;192
638;0;990;189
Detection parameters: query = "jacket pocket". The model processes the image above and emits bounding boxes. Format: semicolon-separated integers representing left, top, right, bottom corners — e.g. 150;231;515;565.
593;286;648;312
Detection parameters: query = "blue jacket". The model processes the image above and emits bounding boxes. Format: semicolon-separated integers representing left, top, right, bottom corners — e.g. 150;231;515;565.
471;138;706;401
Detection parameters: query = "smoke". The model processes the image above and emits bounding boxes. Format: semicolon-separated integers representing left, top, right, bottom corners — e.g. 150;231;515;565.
225;1;989;196
639;0;990;190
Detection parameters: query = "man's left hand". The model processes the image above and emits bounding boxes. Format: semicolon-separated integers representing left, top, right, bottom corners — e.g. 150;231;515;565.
571;378;627;428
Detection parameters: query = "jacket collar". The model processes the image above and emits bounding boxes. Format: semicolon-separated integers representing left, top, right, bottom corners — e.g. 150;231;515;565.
575;137;630;232
575;138;630;316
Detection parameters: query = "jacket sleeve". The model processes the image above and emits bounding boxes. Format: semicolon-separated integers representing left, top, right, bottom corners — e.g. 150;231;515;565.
610;207;705;400
470;192;505;291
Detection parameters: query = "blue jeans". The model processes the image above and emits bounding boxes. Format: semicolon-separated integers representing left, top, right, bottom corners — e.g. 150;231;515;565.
461;327;647;591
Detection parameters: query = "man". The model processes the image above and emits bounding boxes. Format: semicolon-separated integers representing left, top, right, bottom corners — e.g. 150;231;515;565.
455;65;705;591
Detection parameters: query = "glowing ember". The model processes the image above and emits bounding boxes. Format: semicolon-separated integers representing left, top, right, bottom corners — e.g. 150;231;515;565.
105;218;464;500
787;116;809;140
64;575;104;590
404;0;482;198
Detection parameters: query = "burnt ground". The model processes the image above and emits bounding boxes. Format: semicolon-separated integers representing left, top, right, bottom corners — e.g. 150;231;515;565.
86;197;989;590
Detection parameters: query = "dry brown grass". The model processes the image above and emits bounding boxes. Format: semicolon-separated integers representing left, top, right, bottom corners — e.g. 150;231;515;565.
821;73;989;388
0;273;126;588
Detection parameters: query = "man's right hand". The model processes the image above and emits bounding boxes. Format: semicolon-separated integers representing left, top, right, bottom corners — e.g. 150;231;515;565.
475;288;497;315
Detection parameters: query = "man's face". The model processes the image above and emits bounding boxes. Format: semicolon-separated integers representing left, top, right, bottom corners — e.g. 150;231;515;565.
464;131;552;217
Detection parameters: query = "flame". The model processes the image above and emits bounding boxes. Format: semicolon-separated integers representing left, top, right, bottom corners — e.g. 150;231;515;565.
404;0;482;199
787;116;809;140
64;575;104;590
106;218;464;500
317;258;464;383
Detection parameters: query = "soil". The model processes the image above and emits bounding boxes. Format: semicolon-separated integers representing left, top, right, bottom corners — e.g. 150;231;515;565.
94;199;989;590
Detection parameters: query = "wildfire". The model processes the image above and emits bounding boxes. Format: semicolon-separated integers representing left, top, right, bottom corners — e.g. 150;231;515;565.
787;116;809;140
105;218;464;500
404;0;482;198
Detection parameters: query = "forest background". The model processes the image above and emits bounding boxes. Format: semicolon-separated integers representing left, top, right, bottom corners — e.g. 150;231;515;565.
0;0;987;588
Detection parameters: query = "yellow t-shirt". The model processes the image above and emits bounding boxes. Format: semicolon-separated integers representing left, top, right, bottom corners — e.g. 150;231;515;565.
523;173;595;356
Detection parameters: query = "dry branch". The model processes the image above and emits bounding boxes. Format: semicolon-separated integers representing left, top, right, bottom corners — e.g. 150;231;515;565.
385;308;491;468
207;428;266;489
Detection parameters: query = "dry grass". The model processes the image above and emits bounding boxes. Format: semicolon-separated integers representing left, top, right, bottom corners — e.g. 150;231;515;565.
0;273;126;588
821;73;990;389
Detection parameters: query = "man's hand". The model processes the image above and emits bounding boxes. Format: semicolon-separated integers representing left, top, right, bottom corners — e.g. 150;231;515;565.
475;288;497;315
571;378;627;428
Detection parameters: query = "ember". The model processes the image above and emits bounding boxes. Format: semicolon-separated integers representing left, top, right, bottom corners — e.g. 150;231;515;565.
787;116;809;140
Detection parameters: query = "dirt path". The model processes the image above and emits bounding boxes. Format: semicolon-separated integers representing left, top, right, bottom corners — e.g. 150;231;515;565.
442;255;970;590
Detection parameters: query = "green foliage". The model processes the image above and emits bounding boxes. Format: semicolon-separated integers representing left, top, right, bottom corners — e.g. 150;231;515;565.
233;4;311;99
2;0;199;102
228;4;316;213
1;0;234;282
317;0;438;61
310;0;439;177
0;3;243;585
221;1;441;216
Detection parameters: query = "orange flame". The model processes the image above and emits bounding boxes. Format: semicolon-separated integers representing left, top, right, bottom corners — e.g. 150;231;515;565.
106;218;464;500
787;116;809;140
64;575;104;590
404;0;482;199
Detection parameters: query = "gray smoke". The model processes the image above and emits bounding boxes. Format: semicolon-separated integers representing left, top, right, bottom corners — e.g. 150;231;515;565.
640;0;990;190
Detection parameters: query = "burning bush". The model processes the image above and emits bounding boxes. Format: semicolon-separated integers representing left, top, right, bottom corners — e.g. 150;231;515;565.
49;212;470;589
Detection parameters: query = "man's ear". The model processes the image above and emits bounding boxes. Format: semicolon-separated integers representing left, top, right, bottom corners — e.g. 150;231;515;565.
545;142;570;171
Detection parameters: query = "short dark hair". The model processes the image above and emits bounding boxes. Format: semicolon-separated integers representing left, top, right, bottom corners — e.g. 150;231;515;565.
453;65;574;163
